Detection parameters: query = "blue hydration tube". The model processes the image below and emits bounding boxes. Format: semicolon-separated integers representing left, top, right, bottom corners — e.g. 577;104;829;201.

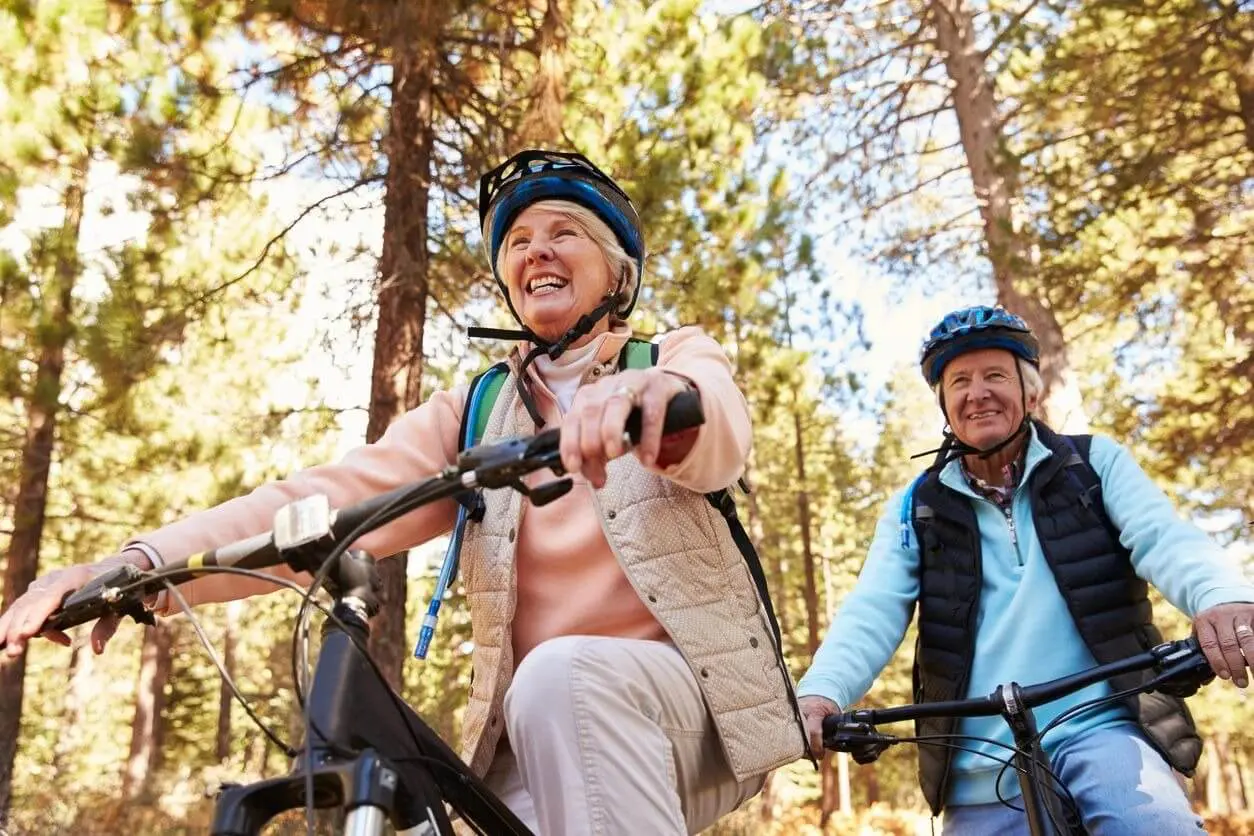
412;377;495;659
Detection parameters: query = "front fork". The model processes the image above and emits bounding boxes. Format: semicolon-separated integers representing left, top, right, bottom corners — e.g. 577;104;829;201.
1000;682;1084;836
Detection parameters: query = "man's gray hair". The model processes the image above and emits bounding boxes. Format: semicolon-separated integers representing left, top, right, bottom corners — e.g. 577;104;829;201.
931;356;1045;416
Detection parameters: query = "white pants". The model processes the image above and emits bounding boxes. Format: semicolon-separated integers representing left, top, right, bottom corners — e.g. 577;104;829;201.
483;636;765;835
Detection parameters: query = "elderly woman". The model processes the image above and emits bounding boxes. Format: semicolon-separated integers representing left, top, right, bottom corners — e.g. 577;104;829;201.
797;305;1254;835
0;149;806;834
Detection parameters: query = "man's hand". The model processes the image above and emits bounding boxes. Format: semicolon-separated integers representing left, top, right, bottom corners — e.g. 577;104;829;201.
1194;602;1254;687
798;694;842;759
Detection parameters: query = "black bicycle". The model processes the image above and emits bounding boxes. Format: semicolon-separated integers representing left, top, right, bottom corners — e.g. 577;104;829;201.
7;389;707;835
822;638;1215;835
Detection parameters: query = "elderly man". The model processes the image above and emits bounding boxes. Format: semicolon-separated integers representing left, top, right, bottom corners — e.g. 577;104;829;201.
798;305;1254;835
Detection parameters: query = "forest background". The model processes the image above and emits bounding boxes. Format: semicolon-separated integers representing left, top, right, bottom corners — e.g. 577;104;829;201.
0;0;1251;833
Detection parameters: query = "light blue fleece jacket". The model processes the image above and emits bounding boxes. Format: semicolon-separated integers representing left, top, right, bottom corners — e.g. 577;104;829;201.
797;426;1254;807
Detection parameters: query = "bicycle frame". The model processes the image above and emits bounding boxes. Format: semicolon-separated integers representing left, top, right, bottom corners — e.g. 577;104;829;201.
211;596;531;836
824;638;1213;836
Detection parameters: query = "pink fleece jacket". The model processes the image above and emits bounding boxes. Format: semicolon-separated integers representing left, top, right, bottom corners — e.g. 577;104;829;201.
131;325;751;666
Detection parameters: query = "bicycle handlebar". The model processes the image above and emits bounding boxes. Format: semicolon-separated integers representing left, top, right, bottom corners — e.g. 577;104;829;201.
822;636;1214;743
12;389;706;646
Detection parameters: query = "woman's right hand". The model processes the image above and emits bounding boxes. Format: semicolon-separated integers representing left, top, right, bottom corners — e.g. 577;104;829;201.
0;552;148;660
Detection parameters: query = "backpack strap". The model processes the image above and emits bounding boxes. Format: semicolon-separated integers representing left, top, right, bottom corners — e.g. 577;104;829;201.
619;337;659;370
618;338;779;640
414;362;508;660
1058;433;1122;541
901;471;929;549
465;363;510;451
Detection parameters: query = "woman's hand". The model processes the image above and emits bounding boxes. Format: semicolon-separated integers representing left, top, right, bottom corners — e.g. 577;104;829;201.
560;369;696;488
0;552;151;660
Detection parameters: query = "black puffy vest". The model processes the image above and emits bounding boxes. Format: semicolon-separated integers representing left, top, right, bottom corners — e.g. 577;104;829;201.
910;420;1201;815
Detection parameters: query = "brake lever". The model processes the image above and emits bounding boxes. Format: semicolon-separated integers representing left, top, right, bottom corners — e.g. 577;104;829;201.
1150;638;1215;698
823;720;896;765
43;564;156;634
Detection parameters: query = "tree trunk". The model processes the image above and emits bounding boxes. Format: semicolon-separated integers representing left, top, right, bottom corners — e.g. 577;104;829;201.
216;601;241;762
518;0;567;145
1208;734;1227;813
364;4;444;689
0;173;85;820
1219;732;1246;812
793;408;821;660
820;752;839;825
863;760;881;805
1232;24;1254;155
51;635;94;779
930;0;1085;430
122;621;174;801
838;750;851;810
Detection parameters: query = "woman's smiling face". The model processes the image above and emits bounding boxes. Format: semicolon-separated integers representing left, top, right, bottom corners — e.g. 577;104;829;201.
502;204;615;343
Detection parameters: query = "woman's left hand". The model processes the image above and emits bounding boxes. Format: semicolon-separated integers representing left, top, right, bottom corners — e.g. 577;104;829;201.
560;369;696;488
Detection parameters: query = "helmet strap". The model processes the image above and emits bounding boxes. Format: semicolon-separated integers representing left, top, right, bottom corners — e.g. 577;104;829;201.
470;294;621;429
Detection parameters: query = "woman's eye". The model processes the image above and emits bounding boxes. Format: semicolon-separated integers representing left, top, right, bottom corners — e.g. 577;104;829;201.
510;237;530;249
554;228;577;238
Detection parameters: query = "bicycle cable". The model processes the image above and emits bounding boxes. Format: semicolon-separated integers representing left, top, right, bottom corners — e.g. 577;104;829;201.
103;564;347;758
987;678;1153;821
902;732;1080;826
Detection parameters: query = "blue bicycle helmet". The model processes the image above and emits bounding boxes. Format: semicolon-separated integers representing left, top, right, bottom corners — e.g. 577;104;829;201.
920;305;1040;385
478;149;645;322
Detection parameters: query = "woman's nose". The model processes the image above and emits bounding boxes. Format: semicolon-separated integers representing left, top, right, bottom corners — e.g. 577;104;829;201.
525;239;554;262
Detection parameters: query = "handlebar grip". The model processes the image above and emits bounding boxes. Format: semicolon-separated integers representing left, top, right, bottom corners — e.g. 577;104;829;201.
623;388;704;445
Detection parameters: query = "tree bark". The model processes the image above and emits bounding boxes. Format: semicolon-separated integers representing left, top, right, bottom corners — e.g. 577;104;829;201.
122;621;174;801
1208;734;1227;813
51;635;94;779
1232;21;1254;155
216;601;241;762
930;0;1085;430
793;408;821;661
820;752;839;824
837;749;851;812
365;3;444;689
518;0;568;145
0;172;85;820
863;760;881;805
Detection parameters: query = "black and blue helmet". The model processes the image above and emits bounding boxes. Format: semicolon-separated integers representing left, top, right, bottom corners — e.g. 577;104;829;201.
478;150;645;321
920;305;1040;385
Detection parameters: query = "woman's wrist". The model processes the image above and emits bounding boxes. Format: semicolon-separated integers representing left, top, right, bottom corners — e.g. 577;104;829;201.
117;544;167;612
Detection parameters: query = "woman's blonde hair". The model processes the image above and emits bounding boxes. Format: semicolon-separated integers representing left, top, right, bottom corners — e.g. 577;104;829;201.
492;199;640;317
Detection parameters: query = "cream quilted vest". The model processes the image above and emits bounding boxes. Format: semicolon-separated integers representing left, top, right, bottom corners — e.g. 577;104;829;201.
457;368;807;782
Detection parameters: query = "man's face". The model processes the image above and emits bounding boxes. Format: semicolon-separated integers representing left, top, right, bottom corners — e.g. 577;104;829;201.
941;348;1037;450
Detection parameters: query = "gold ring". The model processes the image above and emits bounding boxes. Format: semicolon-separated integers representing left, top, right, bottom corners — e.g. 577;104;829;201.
612;384;639;406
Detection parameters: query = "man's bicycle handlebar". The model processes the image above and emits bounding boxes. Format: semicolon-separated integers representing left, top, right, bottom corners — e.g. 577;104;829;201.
822;635;1212;748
